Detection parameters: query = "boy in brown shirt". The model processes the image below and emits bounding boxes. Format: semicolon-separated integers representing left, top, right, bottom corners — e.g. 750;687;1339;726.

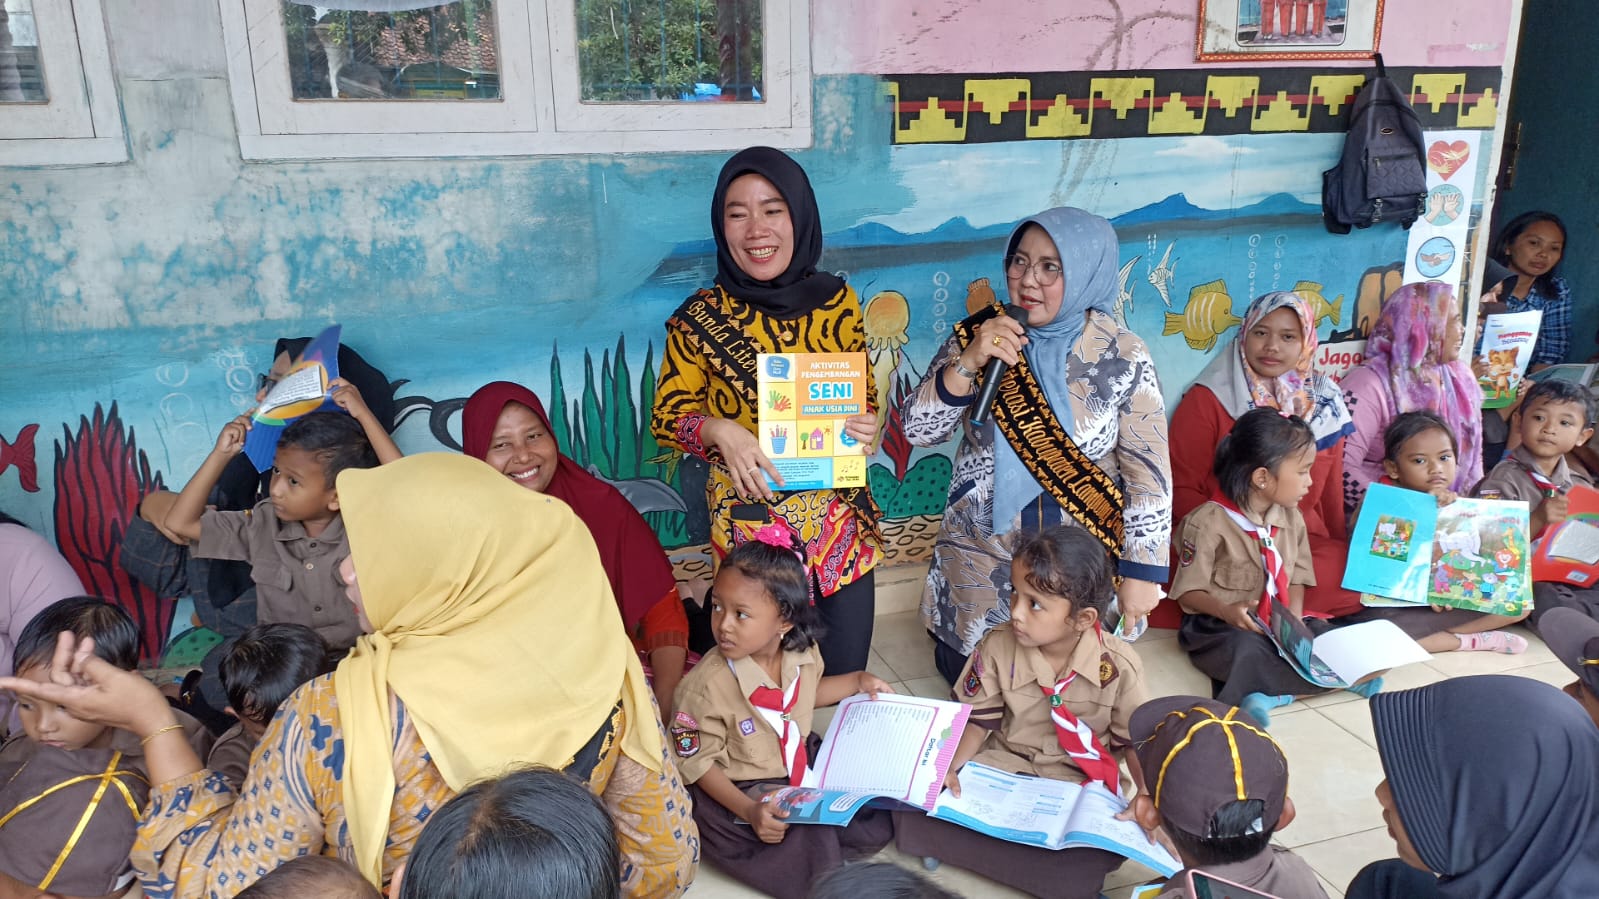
1129;696;1327;899
896;525;1148;899
1474;379;1597;630
160;412;385;651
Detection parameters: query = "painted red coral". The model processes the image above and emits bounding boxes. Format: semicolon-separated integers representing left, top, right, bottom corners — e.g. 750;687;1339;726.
53;403;170;663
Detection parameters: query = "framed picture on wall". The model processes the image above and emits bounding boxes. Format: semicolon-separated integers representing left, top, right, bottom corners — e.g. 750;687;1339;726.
1196;0;1384;62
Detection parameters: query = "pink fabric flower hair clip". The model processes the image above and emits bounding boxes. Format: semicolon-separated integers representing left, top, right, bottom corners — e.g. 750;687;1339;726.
752;522;793;550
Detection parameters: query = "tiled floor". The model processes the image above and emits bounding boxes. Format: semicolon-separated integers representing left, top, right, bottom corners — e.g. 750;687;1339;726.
685;606;1569;899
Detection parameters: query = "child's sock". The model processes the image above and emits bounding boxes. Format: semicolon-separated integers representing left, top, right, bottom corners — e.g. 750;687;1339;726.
1455;630;1528;654
1239;692;1293;728
1347;677;1384;699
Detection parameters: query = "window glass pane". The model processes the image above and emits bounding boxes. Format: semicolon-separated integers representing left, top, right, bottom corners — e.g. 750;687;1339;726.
576;0;761;103
0;0;46;102
281;1;501;101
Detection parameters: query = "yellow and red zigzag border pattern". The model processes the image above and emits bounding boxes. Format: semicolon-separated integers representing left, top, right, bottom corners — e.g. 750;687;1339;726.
885;68;1500;144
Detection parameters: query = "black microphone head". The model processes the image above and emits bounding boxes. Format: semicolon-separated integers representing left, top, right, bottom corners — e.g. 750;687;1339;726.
1003;304;1029;333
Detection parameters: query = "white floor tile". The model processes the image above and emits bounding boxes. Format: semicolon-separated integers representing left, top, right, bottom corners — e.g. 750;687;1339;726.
870;611;943;682
1292;826;1400;897
1265;711;1386;848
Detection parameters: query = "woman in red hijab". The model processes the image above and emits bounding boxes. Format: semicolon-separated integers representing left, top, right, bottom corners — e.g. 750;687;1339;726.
463;381;690;717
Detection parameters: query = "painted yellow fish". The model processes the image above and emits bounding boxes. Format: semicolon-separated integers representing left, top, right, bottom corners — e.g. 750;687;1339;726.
1163;279;1241;352
1291;280;1343;327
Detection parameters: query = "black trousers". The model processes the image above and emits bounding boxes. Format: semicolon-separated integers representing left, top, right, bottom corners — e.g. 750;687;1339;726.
816;570;875;674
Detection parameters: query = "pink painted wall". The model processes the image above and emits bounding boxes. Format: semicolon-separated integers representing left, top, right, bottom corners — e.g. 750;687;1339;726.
813;0;1518;75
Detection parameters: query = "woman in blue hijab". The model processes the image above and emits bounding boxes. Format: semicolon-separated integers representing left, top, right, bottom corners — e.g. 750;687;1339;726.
900;207;1173;683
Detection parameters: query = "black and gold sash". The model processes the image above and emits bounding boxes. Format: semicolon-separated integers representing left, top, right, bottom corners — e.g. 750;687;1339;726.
665;288;883;529
954;302;1124;559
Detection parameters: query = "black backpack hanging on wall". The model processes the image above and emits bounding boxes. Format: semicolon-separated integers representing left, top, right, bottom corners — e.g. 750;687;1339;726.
1322;54;1428;234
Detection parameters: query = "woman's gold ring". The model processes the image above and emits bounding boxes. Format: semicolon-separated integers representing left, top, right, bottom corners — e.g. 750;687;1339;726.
991;335;1003;347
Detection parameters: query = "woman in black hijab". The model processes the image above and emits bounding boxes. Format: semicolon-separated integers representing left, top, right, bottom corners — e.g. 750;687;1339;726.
1349;674;1599;898
650;147;884;674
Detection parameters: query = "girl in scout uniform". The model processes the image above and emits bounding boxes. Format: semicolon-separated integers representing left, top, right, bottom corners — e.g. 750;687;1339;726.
1172;409;1375;726
670;529;895;899
895;525;1149;899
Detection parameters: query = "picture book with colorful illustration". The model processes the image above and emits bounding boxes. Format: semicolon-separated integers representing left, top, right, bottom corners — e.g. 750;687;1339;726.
1476;310;1542;410
1347;488;1532;616
1426;498;1532;616
1343;484;1437;601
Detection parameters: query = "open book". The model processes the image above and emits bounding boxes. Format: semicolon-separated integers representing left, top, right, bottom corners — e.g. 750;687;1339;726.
929;763;1180;876
1253;596;1428;688
1531;485;1599;586
1346;486;1534;617
1477;310;1542;409
759;693;967;826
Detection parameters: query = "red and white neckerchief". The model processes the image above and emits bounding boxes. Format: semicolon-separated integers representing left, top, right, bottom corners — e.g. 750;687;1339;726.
1040;664;1121;797
749;672;807;786
1212;496;1288;626
1516;457;1562;498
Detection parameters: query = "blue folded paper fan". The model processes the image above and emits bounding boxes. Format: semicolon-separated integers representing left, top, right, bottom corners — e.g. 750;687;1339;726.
242;324;343;472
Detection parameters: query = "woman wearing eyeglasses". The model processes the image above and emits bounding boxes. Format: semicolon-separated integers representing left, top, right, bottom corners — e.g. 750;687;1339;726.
900;207;1172;684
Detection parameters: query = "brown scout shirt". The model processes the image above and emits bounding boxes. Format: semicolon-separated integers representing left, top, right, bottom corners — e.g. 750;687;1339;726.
1474;445;1593;507
671;645;823;785
197;500;362;650
955;623;1147;789
1154;846;1329;899
206;722;259;792
0;714;209;896
1171;501;1315;612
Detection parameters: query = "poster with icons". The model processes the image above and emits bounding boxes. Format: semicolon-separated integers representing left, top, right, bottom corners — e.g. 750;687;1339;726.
756;352;870;490
1402;130;1482;291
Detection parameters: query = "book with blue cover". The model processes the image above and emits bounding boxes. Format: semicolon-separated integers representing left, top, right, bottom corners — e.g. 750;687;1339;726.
1343;483;1438;601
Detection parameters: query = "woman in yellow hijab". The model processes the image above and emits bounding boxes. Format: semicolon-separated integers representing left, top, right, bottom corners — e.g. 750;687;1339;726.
0;454;699;898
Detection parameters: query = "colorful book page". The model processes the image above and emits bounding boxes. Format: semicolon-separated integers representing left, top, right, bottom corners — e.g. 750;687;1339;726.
1477;311;1542;409
1427;498;1533;616
756;352;869;491
242;323;342;472
1344;484;1438;602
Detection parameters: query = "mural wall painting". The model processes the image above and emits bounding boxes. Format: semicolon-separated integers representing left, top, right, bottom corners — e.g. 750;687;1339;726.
2;65;1498;650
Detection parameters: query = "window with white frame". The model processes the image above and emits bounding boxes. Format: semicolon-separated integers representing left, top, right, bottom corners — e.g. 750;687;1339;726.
0;0;128;165
220;0;808;160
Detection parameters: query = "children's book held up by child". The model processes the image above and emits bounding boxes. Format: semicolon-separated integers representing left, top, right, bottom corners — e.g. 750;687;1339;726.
1347;486;1534;617
243;323;342;471
1477;311;1542;409
1530;485;1599;586
755;352;870;490
927;762;1181;876
1252;595;1429;689
758;693;968;826
1343;484;1437;601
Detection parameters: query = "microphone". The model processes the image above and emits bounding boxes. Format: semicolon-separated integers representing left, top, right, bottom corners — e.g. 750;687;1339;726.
969;306;1026;427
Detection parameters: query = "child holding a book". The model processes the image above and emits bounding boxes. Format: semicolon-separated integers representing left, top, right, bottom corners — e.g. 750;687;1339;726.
1475;378;1598;630
1341;411;1530;653
670;528;895;899
895;525;1148;899
1172;409;1367;726
1128;697;1327;898
159;411;385;652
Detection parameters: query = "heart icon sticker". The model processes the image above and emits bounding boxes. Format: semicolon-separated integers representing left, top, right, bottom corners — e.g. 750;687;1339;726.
1428;140;1470;181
